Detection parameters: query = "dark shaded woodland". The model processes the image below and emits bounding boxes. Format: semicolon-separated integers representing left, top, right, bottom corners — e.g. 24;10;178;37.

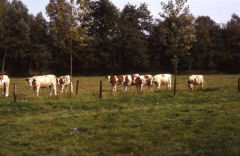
0;0;239;76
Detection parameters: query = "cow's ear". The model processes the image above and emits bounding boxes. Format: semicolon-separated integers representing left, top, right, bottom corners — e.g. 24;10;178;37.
26;78;29;81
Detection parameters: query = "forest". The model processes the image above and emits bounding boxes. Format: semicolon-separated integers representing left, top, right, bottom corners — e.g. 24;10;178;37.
0;0;240;76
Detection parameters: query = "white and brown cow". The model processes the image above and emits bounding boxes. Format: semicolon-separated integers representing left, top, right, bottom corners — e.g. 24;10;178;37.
123;75;134;92
152;74;172;91
26;75;57;96
108;75;125;92
135;75;153;92
131;74;139;85
188;75;205;90
57;75;73;93
0;75;10;97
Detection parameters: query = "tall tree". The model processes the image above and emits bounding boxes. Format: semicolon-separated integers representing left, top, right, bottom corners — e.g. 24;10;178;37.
87;0;120;72
29;13;52;74
159;0;195;94
2;0;32;75
191;16;222;71
223;14;240;72
46;0;92;74
117;3;152;72
0;0;9;74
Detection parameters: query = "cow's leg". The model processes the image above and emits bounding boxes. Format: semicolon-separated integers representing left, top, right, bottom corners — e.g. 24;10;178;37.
200;82;204;89
113;84;117;92
33;88;36;96
140;84;143;92
54;85;57;96
36;86;40;96
6;86;9;97
53;86;57;96
70;82;73;93
124;85;128;92
158;83;161;91
61;85;64;93
65;85;68;93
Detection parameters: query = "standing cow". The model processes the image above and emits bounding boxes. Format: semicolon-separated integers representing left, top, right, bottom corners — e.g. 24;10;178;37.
123;75;133;92
26;75;57;96
0;75;10;97
57;75;73;93
108;75;125;92
135;75;153;92
152;74;172;91
188;75;205;90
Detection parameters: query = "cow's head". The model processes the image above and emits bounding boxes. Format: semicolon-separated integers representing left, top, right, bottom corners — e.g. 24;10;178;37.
26;78;33;87
144;75;153;86
149;77;153;86
187;83;194;90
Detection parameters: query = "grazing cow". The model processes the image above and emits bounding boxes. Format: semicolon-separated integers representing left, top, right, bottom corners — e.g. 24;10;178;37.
152;74;172;91
57;75;73;93
0;75;10;97
188;75;204;90
26;75;57;96
135;75;153;92
108;75;125;92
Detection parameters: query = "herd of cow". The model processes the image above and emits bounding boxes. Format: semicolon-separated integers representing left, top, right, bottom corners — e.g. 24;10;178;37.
0;74;205;97
107;74;205;92
0;75;73;97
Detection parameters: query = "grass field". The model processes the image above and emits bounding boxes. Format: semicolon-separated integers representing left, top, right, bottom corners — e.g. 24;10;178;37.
0;75;240;155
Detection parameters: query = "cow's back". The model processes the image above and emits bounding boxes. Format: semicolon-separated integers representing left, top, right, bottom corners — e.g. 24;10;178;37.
34;75;56;87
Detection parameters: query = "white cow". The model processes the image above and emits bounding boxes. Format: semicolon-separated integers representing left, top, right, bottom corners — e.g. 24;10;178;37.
57;75;73;93
26;75;57;96
0;75;10;97
188;75;205;90
152;74;172;91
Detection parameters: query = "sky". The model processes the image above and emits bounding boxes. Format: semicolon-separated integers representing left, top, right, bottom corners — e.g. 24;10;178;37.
20;0;240;24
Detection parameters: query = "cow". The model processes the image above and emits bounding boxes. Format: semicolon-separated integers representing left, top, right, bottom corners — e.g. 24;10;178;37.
131;74;139;85
57;75;73;93
152;74;172;91
188;75;205;90
108;75;125;92
123;75;133;92
0;75;10;97
135;75;153;92
26;75;57;96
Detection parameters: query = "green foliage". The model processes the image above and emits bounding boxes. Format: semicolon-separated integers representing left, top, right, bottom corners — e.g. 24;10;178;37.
117;3;152;72
159;0;196;71
0;0;239;75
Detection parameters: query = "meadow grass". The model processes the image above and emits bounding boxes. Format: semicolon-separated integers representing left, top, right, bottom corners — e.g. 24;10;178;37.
0;75;240;155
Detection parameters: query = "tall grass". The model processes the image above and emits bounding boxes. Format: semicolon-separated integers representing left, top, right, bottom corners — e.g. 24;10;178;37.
0;75;240;155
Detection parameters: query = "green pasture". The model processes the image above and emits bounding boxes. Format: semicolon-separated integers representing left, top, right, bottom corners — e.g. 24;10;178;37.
0;75;240;155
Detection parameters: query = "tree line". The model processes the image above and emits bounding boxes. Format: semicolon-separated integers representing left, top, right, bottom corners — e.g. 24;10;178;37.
0;0;239;76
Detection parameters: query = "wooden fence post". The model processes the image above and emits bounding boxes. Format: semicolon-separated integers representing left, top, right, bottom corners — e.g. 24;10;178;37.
13;84;17;103
76;80;79;95
100;80;102;99
3;82;6;97
238;78;240;92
